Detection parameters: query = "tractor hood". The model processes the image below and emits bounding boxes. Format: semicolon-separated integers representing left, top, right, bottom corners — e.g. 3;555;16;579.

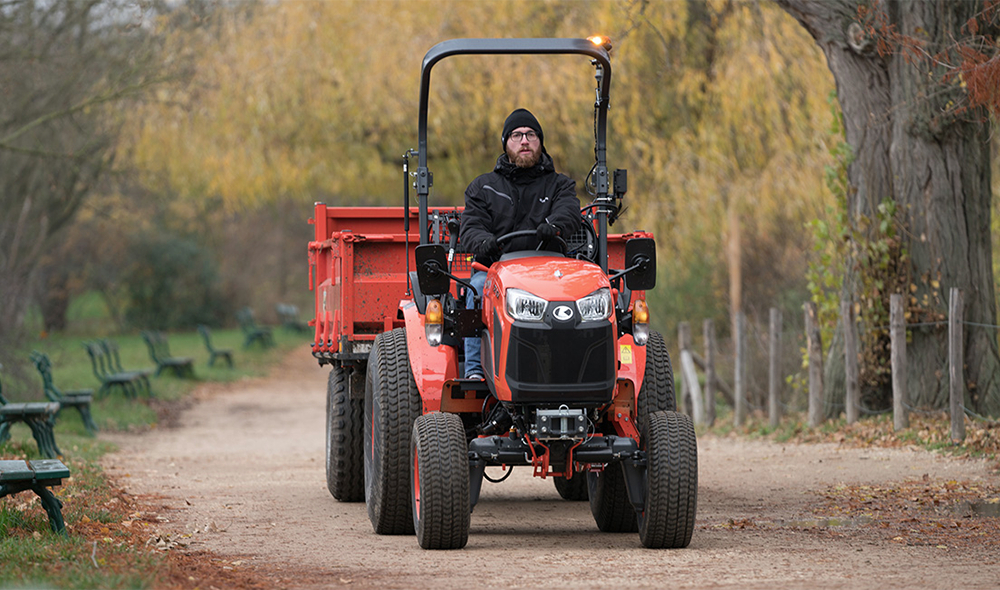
494;252;609;301
491;253;609;302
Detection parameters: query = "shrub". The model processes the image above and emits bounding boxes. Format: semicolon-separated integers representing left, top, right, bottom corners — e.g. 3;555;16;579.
121;232;225;330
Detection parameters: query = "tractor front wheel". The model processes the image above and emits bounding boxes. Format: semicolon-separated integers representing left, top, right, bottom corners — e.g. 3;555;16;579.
365;329;422;535
588;466;638;532
636;330;675;440
411;412;470;549
638;410;697;548
553;475;588;501
326;364;364;501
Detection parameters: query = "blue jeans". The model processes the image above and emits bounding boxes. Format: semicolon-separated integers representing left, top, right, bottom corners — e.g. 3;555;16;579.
464;271;487;378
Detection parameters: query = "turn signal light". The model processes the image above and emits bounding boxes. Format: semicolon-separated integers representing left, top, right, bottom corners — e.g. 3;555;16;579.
633;299;649;324
633;299;649;346
425;299;443;346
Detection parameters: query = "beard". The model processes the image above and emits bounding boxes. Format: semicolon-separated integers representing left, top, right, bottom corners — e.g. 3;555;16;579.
508;145;541;168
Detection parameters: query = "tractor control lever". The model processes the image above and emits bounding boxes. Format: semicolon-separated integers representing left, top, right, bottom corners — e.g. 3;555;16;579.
446;216;460;268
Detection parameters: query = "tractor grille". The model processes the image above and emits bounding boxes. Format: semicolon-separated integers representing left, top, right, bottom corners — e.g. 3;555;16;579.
505;322;615;404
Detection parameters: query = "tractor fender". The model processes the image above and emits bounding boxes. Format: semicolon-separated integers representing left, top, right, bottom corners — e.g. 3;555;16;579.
400;299;458;414
617;333;647;407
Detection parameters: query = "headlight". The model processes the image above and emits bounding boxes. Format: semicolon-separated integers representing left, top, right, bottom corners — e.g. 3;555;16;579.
576;288;612;321
506;288;547;321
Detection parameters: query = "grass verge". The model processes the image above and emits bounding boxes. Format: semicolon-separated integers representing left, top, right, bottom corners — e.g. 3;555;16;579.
1;326;311;589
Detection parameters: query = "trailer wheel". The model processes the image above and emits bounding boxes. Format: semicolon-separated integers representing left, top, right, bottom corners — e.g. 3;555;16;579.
365;329;422;535
326;365;364;501
411;412;470;549
553;475;588;501
588;466;638;532
638;411;698;549
636;330;675;440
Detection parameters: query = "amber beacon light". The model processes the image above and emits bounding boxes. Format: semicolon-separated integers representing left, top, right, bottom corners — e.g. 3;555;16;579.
587;35;613;52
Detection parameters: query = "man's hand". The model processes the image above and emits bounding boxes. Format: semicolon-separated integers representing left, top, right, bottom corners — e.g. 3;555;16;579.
474;236;500;258
536;223;558;241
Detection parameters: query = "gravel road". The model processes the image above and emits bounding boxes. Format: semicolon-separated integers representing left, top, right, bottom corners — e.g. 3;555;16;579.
102;346;1000;589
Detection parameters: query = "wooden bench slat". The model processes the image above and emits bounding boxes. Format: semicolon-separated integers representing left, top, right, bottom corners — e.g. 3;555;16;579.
0;460;34;482
29;459;71;480
1;402;60;416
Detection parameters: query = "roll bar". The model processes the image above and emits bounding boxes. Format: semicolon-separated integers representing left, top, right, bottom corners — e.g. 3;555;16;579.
415;38;613;249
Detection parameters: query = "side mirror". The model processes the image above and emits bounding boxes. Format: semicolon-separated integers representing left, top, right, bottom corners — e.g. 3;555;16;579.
624;238;656;291
415;244;450;295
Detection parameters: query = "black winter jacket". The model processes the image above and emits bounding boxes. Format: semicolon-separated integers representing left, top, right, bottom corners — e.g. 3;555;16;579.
460;152;580;266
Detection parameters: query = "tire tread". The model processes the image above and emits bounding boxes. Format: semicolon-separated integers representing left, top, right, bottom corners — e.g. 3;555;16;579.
639;410;697;548
366;329;422;535
326;366;364;501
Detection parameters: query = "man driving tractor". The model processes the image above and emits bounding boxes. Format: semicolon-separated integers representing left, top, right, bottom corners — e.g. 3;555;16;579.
459;108;581;379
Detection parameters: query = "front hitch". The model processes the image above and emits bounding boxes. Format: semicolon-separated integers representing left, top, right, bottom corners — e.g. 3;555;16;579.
467;434;646;511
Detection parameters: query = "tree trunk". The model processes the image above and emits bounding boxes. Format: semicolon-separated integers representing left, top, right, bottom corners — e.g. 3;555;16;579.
39;272;71;333
777;0;1000;416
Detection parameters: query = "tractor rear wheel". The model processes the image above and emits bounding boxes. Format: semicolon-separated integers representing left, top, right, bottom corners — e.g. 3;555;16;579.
365;329;422;535
588;466;638;532
636;330;675;440
553;475;588;501
638;410;698;548
326;364;364;501
411;412;470;549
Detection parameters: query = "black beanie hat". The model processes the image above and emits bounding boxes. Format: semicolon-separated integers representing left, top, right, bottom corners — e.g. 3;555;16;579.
502;108;544;149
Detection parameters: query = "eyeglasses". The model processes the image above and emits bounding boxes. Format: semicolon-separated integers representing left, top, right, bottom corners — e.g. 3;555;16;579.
508;131;538;142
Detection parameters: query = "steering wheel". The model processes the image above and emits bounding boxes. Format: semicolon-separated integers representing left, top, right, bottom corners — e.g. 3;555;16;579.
496;229;569;254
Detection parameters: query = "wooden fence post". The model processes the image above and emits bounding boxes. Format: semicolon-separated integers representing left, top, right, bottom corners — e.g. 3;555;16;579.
842;299;860;425
704;319;716;427
679;322;705;425
768;307;782;428
678;322;689;416
805;302;823;427
949;288;966;443
890;293;909;430
734;311;747;427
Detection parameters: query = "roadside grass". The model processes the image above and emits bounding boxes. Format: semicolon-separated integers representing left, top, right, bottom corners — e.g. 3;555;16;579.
1;318;312;589
700;407;1000;467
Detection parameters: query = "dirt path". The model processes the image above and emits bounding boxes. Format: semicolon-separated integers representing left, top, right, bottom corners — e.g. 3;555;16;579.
102;346;1000;589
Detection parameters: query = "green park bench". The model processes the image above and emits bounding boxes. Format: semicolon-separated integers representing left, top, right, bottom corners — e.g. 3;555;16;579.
84;340;152;398
197;325;234;368
0;459;71;534
237;307;274;349
276;303;310;333
0;368;61;459
30;351;98;435
141;331;195;378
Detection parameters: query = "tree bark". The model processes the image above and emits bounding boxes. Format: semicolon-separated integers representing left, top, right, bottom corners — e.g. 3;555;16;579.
776;0;1000;415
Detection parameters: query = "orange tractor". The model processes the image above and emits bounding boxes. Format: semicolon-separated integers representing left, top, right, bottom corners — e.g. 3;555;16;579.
308;38;697;549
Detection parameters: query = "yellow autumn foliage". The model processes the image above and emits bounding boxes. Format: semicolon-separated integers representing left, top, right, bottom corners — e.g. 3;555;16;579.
125;0;837;325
